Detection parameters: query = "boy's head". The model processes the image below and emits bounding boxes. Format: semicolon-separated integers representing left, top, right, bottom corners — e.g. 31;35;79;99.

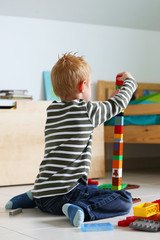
51;53;91;101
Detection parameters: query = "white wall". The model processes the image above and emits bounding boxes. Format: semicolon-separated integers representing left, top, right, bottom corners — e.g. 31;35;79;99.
0;15;160;101
0;15;160;165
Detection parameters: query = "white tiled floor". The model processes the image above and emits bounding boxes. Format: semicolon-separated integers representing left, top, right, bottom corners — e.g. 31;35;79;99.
0;169;160;240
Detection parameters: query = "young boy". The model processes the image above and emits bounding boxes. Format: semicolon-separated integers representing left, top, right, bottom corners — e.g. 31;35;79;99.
6;53;137;227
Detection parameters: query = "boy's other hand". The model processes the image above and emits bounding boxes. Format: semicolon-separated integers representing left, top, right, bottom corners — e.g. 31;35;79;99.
116;72;134;82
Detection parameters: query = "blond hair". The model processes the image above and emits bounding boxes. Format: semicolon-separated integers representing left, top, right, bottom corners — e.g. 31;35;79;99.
51;53;91;98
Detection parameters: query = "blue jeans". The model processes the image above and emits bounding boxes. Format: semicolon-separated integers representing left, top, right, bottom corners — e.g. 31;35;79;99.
35;183;132;221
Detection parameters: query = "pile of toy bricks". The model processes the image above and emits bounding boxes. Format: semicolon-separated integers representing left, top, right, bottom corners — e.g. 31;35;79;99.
118;199;160;232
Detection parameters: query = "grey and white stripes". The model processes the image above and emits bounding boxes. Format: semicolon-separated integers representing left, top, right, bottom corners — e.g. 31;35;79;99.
32;78;137;198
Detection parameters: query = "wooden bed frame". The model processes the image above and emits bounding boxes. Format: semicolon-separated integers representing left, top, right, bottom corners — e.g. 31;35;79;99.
97;81;160;144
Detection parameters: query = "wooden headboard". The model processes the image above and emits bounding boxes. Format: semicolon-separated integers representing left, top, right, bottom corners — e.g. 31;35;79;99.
97;81;160;116
97;81;160;101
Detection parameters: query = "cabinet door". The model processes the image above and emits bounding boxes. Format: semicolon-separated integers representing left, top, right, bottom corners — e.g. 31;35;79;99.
0;101;105;186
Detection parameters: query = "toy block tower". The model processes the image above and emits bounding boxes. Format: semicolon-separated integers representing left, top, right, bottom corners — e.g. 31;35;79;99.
112;77;124;190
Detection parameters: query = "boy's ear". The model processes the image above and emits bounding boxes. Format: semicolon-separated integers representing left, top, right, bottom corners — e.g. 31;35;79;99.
79;81;86;93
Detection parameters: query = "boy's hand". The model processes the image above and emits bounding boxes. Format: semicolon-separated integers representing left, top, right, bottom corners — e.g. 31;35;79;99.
116;72;135;82
109;89;120;98
110;72;135;98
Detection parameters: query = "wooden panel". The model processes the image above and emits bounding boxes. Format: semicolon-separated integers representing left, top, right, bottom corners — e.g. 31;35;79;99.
97;80;160;101
134;82;160;99
105;125;160;144
88;124;105;178
0;101;105;186
125;103;160;115
0;101;50;186
137;82;160;91
97;81;115;100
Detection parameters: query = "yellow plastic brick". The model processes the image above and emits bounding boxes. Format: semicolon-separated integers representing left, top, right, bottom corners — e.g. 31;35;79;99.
133;203;159;218
112;185;122;190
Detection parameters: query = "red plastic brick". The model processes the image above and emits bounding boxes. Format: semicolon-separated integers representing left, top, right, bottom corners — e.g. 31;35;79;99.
116;79;124;86
112;177;122;186
114;125;123;134
88;179;99;185
152;199;160;208
118;216;137;227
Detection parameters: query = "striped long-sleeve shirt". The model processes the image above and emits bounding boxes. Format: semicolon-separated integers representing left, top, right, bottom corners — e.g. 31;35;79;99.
32;78;137;198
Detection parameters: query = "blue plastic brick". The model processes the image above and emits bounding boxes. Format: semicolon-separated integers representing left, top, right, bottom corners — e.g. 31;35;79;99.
88;184;98;188
81;222;114;232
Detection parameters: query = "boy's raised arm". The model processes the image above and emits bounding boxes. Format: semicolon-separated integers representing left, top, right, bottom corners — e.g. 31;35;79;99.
87;73;137;128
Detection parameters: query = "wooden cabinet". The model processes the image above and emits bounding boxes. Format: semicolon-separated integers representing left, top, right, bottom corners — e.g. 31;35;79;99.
0;101;105;186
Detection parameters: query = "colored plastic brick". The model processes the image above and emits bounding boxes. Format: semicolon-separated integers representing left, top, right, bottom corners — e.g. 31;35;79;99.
132;198;141;204
152;199;160;208
112;168;122;178
112;160;123;169
148;213;160;221
112;185;122;190
88;179;99;185
9;208;22;216
114;138;123;143
113;155;123;160
116;85;122;90
114;125;123;134
114;116;124;126
124;184;140;190
116;79;124;86
129;219;160;232
133;203;159;218
98;183;140;191
139;213;160;222
98;183;127;190
118;216;137;227
113;142;123;156
88;184;98;188
112;177;122;186
114;134;123;139
81;222;114;232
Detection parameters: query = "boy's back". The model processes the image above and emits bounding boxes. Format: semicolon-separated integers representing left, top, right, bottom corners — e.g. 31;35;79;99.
32;99;93;198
